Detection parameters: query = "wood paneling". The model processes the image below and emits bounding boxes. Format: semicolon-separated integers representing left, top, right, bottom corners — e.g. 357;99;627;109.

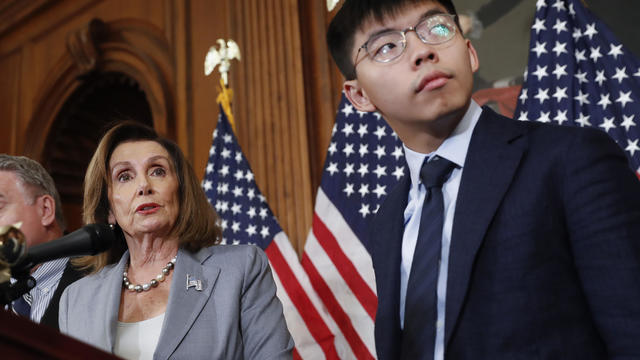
0;0;55;38
189;0;229;175
227;0;314;253
171;0;192;160
0;0;174;158
0;50;21;154
298;0;345;194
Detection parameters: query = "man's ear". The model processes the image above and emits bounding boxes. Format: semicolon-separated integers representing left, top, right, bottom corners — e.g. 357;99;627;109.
344;80;377;112
466;39;479;73
38;194;56;228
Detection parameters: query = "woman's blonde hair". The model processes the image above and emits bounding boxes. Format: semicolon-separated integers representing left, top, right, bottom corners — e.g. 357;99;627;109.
73;121;222;273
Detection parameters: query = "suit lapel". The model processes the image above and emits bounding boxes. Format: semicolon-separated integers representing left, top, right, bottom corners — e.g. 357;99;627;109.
444;109;527;346
373;175;410;359
154;247;220;360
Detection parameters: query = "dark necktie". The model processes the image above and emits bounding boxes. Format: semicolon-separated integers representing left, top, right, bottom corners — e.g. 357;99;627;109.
401;156;456;360
12;292;32;319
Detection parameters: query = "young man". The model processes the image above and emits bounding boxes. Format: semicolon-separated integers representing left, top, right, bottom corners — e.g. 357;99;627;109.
0;155;83;329
327;1;640;359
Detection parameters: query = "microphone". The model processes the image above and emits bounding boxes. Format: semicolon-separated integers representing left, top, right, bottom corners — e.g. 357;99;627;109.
11;223;115;274
0;224;26;266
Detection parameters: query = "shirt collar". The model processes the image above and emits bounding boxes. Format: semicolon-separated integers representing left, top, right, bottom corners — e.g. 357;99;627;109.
404;100;482;187
31;257;68;291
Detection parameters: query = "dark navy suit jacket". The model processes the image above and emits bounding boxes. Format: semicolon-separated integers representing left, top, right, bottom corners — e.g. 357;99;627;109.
371;107;640;359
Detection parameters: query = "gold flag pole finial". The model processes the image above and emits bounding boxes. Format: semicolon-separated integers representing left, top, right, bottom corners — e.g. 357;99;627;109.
205;39;241;131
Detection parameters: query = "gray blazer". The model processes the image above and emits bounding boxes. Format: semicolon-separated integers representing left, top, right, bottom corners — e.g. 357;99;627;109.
59;244;294;359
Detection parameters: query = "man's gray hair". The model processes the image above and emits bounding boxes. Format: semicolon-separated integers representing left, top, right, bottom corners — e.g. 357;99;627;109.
0;154;66;230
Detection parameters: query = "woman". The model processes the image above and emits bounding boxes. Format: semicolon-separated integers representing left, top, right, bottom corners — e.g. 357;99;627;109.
58;122;293;359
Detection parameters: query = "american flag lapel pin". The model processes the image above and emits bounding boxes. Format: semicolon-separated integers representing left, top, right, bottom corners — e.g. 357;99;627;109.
186;274;203;291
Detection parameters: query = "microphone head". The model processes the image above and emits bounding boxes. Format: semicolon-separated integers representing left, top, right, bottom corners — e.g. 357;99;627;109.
85;223;116;254
0;224;27;266
9;223;116;274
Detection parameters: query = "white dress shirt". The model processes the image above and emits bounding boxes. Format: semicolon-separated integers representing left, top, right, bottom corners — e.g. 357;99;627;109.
114;312;165;360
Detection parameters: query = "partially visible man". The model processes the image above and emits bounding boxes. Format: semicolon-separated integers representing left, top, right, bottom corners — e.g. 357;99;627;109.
0;154;83;329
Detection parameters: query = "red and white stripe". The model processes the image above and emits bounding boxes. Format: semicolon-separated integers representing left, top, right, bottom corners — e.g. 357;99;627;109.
266;232;344;359
302;189;378;360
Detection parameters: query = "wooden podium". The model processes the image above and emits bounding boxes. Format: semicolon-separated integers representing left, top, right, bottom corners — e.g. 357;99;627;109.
0;309;120;359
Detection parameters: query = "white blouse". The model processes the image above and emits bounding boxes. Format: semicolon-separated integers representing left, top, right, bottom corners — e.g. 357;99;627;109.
114;313;165;360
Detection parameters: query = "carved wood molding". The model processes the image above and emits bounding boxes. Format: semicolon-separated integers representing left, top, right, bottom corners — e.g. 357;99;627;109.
24;17;175;160
66;18;107;75
0;0;55;37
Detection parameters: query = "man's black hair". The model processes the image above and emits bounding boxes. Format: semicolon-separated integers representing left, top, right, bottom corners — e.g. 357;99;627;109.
327;0;459;80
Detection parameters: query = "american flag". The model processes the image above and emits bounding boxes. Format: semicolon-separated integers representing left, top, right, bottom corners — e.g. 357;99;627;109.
516;0;640;177
203;105;339;359
302;95;406;359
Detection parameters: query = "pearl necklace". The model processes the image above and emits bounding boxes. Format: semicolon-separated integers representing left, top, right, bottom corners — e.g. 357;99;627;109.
123;256;177;293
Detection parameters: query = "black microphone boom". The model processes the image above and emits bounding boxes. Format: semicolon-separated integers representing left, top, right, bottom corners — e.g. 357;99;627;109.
11;223;115;273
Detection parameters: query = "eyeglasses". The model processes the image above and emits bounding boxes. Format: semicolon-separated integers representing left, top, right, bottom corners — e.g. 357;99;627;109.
353;13;457;74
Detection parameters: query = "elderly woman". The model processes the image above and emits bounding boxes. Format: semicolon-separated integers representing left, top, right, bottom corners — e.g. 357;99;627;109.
58;122;293;359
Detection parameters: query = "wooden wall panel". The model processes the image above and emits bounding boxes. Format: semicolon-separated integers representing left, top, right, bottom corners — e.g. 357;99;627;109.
188;0;229;173
0;0;174;157
298;0;344;193
224;0;314;253
171;0;193;161
0;0;95;55
0;51;21;155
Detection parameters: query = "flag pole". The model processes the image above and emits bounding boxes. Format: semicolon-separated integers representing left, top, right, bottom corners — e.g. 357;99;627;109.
216;78;236;133
204;38;241;132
